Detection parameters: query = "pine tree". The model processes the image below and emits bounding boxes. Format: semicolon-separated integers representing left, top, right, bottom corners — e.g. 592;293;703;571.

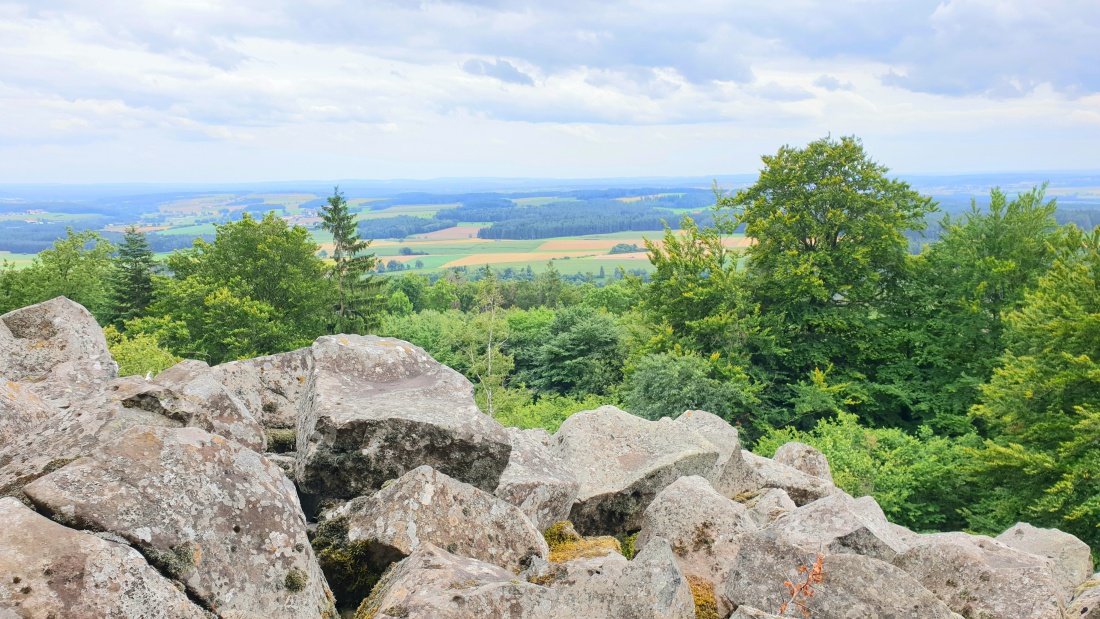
107;226;155;328
320;186;383;333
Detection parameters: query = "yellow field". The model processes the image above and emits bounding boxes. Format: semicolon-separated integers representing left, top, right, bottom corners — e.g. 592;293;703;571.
594;251;649;260
410;226;486;240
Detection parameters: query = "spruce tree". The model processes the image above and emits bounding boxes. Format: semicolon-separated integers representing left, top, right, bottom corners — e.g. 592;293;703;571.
320;186;383;333
107;226;155;328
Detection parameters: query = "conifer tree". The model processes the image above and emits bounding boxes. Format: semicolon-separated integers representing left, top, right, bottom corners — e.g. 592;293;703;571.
107;225;155;328
320;186;383;333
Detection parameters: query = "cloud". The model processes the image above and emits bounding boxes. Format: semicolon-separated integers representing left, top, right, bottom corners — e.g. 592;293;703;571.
752;82;815;102
462;58;534;85
814;75;853;91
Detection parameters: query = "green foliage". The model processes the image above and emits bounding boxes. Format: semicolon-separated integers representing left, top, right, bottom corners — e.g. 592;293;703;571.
106;226;156;328
320;187;384;333
624;352;758;427
608;243;642;254
493;391;618;433
0;228;115;321
386;290;413;316
522;305;627;397
103;325;181;377
755;412;978;532
967;226;1100;550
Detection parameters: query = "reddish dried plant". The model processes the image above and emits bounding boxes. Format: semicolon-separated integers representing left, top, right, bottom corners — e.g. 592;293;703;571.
778;554;825;617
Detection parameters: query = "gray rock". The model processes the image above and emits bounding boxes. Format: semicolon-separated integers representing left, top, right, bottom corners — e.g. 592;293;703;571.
114;360;266;451
635;475;756;618
211;348;313;429
0;297;117;395
996;522;1093;599
358;538;694;619
773;441;833;483
327;465;547;573
674;410;756;497
554;405;720;535
0;497;206;619
1069;574;1100;619
772;493;910;562
295;335;512;503
892;531;1064;619
725;530;957;619
741;450;837;506
22;426;336;619
0;380;57;452
729;607;782;619
740;488;797;528
494;427;579;531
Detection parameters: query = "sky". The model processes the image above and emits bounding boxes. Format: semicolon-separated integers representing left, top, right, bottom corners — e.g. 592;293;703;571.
2;0;1099;183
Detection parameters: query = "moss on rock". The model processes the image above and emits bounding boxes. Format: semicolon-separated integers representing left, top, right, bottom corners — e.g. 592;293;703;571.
543;520;622;563
265;429;297;454
687;575;719;619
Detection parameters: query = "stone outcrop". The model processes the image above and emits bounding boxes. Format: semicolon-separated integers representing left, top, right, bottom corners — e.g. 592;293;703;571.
211;348;314;429
553;405;720;535
0;497;206;619
674;410;756;497
740;450;837;506
494;426;579;531
996;521;1093;599
0;380;56;452
1070;575;1100;619
771;493;910;562
740;488;797;528
295;335;512;503
22;426;335;619
635;475;756;618
772;441;833;483
892;531;1064;619
324;465;548;573
725;530;958;619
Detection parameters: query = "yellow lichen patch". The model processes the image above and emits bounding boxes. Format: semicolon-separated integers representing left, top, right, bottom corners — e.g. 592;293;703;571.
543;522;622;563
687;575;719;619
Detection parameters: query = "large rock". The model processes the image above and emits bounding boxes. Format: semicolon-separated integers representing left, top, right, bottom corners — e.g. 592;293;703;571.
114;360;266;451
725;530;957;619
494;426;579;531
674;410;756;497
0;380;56;452
22;426;336;619
356;538;694;619
635;475;756;618
295;335;512;503
553;406;720;535
740;488;797;528
326;465;548;573
729;608;782;619
1069;574;1100;619
211;348;314;429
892;532;1064;619
771;493;910;562
0;497;205;619
740;450;837;506
996;522;1093;599
773;441;833;483
0;297;117;390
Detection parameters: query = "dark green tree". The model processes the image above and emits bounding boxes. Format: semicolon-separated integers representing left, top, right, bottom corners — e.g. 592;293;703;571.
107;225;156;328
321;186;383;333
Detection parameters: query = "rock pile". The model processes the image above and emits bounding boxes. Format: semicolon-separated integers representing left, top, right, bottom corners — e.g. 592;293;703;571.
0;297;1092;619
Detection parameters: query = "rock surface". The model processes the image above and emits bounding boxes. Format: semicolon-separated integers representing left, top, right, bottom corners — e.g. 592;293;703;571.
295;335;512;503
327;465;547;573
725;530;957;619
740;488;797;528
771;493;910;562
0;380;56;452
211;348;313;429
494;426;579;531
996;521;1093;599
674;410;756;497
554;405;719;535
635;475;756;618
1069;575;1100;619
892;531;1064;619
772;441;833;483
740;450;837;506
23;426;335;619
0;497;206;619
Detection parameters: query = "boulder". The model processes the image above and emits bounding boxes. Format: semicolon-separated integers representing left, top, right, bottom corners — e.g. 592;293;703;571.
635;475;756;618
324;465;547;574
356;538;695;619
295;335;511;503
113;360;266;451
740;488;797;528
553;406;720;535
892;532;1064;619
995;522;1093;599
0;297;117;395
0;497;206;619
1069;574;1100;619
771;493;910;562
22;426;336;619
772;441;833;483
740;450;837;506
730;608;782;619
494;427;579;531
0;380;56;452
674;410;756;497
211;348;314;429
725;530;957;619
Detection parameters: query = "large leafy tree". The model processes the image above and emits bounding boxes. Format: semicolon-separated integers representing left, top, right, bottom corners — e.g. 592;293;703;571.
106;225;156;328
967;225;1100;550
722;136;935;426
320;187;383;333
0;228;115;321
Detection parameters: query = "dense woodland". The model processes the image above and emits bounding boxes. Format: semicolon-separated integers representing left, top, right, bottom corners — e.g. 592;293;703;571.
2;136;1098;556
